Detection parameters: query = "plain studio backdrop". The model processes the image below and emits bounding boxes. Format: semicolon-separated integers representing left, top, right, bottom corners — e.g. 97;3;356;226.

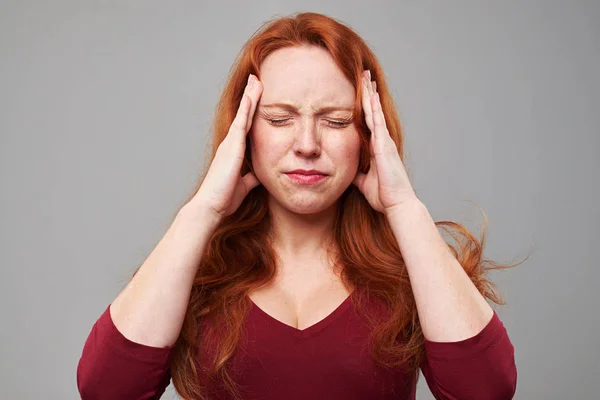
1;1;598;399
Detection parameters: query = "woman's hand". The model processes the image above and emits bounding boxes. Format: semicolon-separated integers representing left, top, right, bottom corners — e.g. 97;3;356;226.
190;74;263;221
352;70;418;215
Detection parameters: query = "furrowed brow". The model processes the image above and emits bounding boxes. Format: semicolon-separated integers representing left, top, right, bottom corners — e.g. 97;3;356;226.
260;103;353;115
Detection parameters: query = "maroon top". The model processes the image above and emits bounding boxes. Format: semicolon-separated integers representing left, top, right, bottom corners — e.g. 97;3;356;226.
77;289;517;399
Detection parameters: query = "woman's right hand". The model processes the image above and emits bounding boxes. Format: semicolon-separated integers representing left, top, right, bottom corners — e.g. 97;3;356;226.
189;74;263;223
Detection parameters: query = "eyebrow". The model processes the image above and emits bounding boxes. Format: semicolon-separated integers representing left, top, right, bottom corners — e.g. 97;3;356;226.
259;103;354;115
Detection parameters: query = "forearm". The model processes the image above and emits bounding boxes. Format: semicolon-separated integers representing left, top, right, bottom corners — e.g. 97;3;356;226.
110;203;220;348
386;199;494;342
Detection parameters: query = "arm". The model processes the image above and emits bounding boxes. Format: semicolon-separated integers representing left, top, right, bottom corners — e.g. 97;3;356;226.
419;310;517;400
387;200;516;399
109;204;219;348
77;304;174;400
77;204;220;399
386;199;494;342
77;72;263;399
357;69;494;339
355;70;516;398
96;75;262;348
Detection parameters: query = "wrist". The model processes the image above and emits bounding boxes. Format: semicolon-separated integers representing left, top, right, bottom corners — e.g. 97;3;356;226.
385;197;426;219
177;200;222;232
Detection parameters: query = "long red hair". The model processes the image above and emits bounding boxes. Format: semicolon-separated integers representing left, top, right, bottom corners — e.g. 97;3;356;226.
143;12;524;399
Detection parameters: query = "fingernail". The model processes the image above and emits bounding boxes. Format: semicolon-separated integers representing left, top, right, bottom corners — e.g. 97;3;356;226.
247;74;254;88
367;70;371;80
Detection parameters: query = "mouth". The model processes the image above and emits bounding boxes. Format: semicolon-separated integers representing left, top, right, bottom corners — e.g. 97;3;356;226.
285;169;328;184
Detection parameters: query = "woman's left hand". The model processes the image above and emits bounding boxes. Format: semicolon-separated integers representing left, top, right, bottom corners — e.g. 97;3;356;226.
353;70;419;214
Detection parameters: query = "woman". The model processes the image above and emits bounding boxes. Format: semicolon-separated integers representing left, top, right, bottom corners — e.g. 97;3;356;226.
77;12;520;400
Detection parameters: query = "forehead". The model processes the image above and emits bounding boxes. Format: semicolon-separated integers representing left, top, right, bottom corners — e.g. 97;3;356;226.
258;46;355;107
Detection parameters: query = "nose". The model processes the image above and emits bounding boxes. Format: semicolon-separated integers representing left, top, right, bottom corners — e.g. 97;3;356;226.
292;120;322;157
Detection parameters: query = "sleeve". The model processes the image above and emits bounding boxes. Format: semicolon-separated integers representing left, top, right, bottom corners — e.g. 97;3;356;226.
420;311;517;400
76;304;175;400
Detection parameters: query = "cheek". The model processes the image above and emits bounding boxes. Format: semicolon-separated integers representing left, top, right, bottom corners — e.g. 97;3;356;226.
249;127;287;169
333;133;362;165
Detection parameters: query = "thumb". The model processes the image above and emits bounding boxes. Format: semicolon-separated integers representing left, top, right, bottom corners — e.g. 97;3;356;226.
353;172;366;192
242;171;261;194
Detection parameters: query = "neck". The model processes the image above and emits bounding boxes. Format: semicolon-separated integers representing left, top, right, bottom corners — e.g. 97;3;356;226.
267;196;338;261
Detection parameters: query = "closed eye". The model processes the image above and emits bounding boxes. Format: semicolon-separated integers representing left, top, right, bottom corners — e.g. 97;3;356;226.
327;120;350;127
268;119;289;126
267;119;350;128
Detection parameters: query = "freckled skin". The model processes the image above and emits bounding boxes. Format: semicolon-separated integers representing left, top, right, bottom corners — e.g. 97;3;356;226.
250;45;361;216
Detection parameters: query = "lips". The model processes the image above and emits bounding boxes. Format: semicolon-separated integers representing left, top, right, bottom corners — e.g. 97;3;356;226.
285;169;328;184
286;169;328;176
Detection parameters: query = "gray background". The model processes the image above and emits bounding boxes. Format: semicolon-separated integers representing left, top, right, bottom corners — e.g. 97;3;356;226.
1;1;598;399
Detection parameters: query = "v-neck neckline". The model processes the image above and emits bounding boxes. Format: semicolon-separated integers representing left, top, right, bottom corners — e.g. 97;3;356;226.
247;290;355;339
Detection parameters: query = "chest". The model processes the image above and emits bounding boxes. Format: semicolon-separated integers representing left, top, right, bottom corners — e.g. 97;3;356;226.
214;293;416;400
247;266;352;331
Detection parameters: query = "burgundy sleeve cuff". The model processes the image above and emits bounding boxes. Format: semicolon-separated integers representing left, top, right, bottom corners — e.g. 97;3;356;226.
423;311;506;360
420;311;517;399
99;304;174;365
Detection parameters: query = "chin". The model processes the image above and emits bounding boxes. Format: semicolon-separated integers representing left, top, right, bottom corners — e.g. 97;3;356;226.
287;203;331;215
269;192;339;216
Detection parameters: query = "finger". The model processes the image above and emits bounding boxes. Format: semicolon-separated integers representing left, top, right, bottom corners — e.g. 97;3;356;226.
361;74;374;132
370;93;382;151
245;76;263;132
229;75;256;143
353;171;366;190
371;92;388;133
365;70;374;97
229;97;251;143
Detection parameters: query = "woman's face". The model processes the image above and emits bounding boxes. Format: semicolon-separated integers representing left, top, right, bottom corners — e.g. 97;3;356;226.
250;45;361;215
